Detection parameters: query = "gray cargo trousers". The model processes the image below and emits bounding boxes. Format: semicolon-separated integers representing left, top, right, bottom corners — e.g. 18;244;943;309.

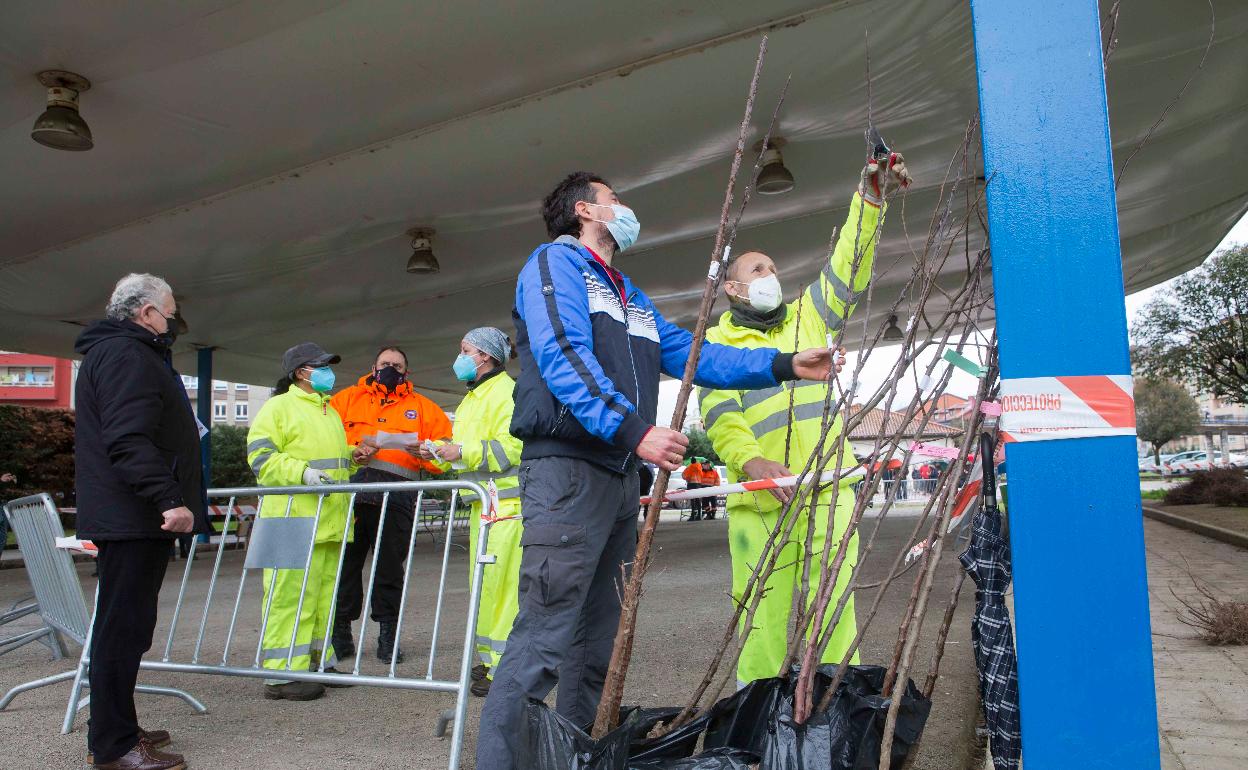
476;455;640;769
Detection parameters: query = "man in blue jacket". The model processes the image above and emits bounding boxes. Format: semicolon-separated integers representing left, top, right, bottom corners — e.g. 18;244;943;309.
477;172;837;767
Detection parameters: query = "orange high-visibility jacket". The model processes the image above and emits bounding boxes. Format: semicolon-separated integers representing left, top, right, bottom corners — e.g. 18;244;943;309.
329;374;453;479
682;464;702;484
699;465;720;486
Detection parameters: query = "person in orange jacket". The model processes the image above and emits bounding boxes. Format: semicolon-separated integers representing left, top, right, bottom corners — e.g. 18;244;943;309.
698;459;721;519
682;458;707;522
328;346;453;664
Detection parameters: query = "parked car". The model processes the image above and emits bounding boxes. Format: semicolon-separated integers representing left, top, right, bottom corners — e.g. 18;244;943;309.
1163;450;1248;474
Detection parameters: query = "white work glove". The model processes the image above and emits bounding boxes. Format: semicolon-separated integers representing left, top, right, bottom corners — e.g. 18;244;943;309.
303;467;331;486
859;151;911;206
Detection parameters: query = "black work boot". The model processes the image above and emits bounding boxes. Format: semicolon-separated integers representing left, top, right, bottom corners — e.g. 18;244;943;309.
332;619;355;658
377;621;404;664
471;669;492;697
264;681;326;701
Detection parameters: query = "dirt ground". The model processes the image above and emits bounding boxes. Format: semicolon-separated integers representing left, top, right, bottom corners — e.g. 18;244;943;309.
0;511;982;769
1151;504;1248;536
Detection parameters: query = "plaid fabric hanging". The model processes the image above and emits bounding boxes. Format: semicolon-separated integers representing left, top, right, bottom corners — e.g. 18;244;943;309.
960;432;1021;769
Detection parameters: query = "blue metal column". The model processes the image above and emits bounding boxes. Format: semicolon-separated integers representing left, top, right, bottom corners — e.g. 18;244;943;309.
969;1;1160;768
197;347;214;486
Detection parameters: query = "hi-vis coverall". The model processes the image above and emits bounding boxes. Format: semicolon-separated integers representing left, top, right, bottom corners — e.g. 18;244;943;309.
440;370;523;675
247;387;355;675
701;192;882;685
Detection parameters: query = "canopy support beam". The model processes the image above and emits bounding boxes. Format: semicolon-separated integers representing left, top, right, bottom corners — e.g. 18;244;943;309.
970;0;1160;767
197;347;214;486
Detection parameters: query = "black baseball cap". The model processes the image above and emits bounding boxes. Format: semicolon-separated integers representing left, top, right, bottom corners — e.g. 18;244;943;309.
282;342;341;375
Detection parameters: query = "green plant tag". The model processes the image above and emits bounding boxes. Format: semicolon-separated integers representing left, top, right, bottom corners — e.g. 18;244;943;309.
943;349;986;377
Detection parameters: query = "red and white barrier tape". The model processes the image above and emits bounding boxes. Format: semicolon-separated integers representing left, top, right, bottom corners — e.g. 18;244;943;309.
1000;375;1135;443
640;466;866;505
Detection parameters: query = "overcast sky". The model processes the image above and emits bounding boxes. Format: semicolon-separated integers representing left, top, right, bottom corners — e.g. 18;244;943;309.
658;212;1248;429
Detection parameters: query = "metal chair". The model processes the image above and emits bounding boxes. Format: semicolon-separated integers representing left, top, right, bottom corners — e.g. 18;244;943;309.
0;505;65;660
0;493;206;733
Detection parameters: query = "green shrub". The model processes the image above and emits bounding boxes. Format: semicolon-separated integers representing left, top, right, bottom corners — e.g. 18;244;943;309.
1163;468;1248;507
0;405;75;506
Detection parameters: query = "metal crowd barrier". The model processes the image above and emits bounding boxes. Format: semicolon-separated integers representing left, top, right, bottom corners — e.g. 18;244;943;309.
2;480;493;770
0;493;206;728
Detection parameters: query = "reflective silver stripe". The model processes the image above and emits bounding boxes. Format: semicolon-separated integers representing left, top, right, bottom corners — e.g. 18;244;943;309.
458;469;519;483
489;440;513;472
809;278;849;330
261;643;312;661
250;452;273;475
702;397;744;432
463;485;521;502
307;458;350;471
367;459;421;480
739;380;827;411
477;442;491;472
749;400;828;438
475;634;507;654
821;260;858;305
248;438;278;454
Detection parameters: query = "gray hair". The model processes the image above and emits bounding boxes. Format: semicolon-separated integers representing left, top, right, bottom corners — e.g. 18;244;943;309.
105;273;173;321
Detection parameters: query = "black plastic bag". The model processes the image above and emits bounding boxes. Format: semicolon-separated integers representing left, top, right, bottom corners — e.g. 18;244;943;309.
702;676;787;756
630;748;760;770
761;665;931;770
517;664;930;770
519;698;635;770
702;665;930;770
626;707;712;763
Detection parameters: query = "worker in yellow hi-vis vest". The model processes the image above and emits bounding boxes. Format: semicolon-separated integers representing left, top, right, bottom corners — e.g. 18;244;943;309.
700;153;911;686
247;342;373;701
423;327;523;698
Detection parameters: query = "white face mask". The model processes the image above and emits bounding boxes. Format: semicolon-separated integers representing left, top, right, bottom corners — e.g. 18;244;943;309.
734;274;783;313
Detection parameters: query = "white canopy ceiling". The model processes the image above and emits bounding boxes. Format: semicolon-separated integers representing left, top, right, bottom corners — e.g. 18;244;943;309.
1;0;1245;406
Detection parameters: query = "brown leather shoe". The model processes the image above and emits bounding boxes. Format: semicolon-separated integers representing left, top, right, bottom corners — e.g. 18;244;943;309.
87;730;173;764
92;740;185;769
139;729;172;749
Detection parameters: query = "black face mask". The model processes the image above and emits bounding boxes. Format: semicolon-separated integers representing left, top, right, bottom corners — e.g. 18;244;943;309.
155;314;178;347
375;365;405;391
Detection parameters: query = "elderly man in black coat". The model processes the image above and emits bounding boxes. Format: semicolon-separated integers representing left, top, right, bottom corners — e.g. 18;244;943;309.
74;273;210;770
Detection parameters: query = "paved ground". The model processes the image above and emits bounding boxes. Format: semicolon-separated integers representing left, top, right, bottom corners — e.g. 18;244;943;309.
1147;518;1248;770
0;510;982;769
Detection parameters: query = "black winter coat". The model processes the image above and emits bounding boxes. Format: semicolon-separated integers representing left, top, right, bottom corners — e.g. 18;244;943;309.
74;320;210;540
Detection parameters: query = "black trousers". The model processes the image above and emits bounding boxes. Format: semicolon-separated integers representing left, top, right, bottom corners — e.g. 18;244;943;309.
88;538;171;764
687;483;705;519
335;497;415;625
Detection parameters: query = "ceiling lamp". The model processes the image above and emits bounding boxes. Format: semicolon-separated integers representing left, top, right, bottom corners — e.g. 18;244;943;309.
31;70;94;151
754;138;795;195
405;227;440;274
882;314;904;341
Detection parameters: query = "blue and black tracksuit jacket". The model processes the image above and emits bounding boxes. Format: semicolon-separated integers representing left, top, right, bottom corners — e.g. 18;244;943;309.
511;235;798;475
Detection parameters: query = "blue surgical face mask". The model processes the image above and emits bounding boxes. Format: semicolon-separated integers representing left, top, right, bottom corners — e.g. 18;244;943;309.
308;367;336;393
586;203;640;252
453;354;479;382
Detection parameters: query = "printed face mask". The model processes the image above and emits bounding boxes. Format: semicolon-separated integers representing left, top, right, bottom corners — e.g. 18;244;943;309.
375;365;405;391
